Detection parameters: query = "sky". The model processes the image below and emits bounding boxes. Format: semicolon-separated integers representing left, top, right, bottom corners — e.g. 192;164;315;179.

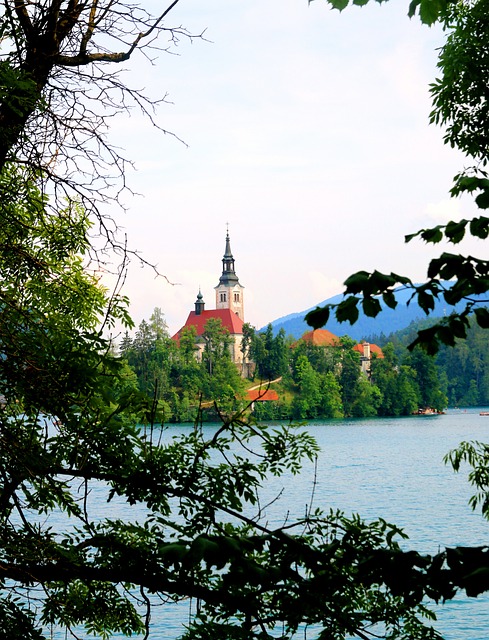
102;0;484;337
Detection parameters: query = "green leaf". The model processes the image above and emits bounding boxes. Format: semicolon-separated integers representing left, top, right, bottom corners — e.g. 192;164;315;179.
456;176;484;193
343;271;371;294
391;272;413;287
159;543;188;565
420;226;444;244
428;253;454;280
417;291;435;314
408;0;448;25
382;291;397;309
463;567;489;598
405;231;420;243
329;0;350;9
475;190;489;210
469;217;489;239
408;327;440;354
305;306;330;329
336;296;360;324
448;315;469;339
406;226;445;244
408;0;421;18
362;296;382;317
368;271;398;295
437;325;457;347
445;220;467;244
418;0;443;26
474;307;489;329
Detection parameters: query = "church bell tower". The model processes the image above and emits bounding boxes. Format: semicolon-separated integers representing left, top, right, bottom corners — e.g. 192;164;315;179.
214;229;244;321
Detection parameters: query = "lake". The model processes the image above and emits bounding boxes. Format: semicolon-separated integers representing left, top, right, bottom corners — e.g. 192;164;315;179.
52;409;489;639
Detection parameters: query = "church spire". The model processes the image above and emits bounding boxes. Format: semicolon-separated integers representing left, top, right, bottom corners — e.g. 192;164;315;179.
215;227;244;321
219;229;239;286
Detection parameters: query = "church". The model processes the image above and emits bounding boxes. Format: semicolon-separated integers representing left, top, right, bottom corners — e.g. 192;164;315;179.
172;231;252;374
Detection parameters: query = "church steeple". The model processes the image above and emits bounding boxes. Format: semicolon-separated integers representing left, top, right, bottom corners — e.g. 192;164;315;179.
219;230;239;286
215;228;244;321
194;288;205;315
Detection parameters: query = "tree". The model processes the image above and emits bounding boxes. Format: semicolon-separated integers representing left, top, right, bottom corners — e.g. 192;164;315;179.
201;318;232;376
292;354;322;418
0;0;197;211
306;0;489;355
179;325;199;364
268;327;290;378
249;329;269;379
124;311;175;404
303;0;489;631
149;307;170;341
251;325;291;381
200;318;244;406
337;337;379;417
318;371;344;418
119;330;133;357
240;322;255;377
371;344;419;416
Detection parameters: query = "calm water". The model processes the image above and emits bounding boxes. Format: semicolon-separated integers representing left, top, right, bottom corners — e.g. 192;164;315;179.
50;409;489;639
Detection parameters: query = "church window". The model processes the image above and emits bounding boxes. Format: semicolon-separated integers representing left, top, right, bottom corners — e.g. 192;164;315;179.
220;292;227;302
234;293;240;302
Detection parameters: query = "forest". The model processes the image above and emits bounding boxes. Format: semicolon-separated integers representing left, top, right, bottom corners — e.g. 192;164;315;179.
119;308;489;423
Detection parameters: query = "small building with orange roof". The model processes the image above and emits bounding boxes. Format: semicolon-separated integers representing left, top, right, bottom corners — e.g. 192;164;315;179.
298;329;383;377
246;388;279;402
245;387;279;410
352;341;384;374
300;328;341;347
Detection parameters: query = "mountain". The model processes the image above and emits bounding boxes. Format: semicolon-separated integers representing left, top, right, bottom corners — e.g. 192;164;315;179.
262;285;488;341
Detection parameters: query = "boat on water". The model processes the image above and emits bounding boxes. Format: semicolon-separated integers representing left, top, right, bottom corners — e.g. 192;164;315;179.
480;411;489;416
414;407;445;415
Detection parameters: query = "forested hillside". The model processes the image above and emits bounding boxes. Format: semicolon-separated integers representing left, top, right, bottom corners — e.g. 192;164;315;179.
379;317;489;407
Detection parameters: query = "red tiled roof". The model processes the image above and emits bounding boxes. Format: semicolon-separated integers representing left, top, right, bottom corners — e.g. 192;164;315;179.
300;328;340;347
353;342;384;358
369;344;384;358
172;309;244;342
246;389;279;402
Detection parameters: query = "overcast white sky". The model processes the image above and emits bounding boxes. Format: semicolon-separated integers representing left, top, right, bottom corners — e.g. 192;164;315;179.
104;0;483;336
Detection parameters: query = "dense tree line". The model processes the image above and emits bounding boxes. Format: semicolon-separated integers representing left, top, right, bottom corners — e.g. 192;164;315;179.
121;314;454;422
377;317;489;408
120;309;489;426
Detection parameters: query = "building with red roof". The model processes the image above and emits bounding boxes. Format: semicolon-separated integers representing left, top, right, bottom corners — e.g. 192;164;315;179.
297;329;384;376
300;328;341;347
172;231;253;374
352;341;384;374
246;388;279;402
245;388;279;410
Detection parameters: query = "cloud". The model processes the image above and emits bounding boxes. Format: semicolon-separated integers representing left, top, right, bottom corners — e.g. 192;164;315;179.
424;198;465;224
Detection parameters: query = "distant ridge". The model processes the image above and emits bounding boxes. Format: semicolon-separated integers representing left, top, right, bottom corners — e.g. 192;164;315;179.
262;284;488;341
